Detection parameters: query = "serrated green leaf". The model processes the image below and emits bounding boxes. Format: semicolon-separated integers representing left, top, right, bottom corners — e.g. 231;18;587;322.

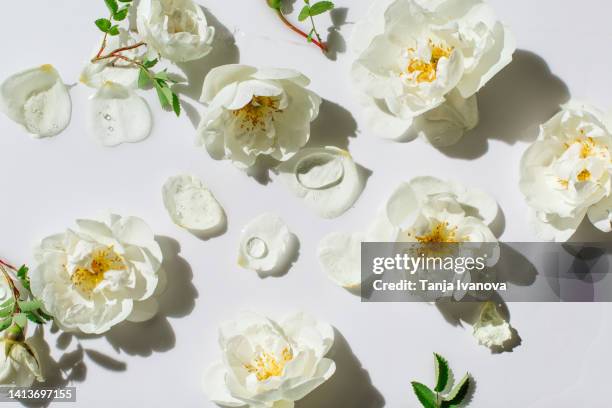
105;0;119;14
0;317;12;332
113;8;129;21
267;0;282;9
17;300;43;313
0;304;13;318
434;353;450;393
154;82;172;109
12;313;26;329
172;93;181;117
138;67;151;89
25;311;45;325
441;374;470;408
298;5;311;21
118;0;132;2
95;18;112;33
108;25;120;36
17;265;30;291
309;1;334;16
155;70;170;81
0;299;14;309
411;382;437;408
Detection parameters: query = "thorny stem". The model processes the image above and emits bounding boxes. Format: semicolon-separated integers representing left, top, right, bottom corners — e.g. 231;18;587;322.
275;9;328;52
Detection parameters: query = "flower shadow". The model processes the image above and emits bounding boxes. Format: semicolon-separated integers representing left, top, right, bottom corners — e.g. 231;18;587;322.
297;329;385;408
103;236;197;356
325;7;349;61
438;49;570;159
173;7;240;128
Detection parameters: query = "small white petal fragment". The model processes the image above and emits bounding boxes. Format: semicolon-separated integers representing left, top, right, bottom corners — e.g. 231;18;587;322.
162;174;226;236
238;214;295;274
278;147;364;218
472;301;513;349
88;82;152;146
318;232;364;289
0;64;71;137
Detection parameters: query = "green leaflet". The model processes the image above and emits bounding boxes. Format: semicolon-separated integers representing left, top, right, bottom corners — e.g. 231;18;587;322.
309;1;334;16
267;0;282;9
441;374;470;408
411;382;437;408
17;300;43;313
12;313;27;329
95;18;112;33
104;0;119;14
434;353;450;393
298;5;311;22
17;265;30;291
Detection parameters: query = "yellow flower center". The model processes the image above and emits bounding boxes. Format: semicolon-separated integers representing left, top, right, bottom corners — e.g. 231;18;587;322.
577;168;591;182
416;221;460;243
231;96;282;132
71;247;126;295
243;347;293;381
407;40;454;84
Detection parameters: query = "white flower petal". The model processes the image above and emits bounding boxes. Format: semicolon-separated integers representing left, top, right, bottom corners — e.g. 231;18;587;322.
88;82;152;146
318;232;365;289
0;64;71;137
588;195;612;233
280;312;335;357
203;362;246;407
277;147;365;219
473;302;513;349
238;214;296;274
162;174;226;236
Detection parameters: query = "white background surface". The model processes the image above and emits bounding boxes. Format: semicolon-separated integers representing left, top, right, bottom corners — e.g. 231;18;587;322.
1;0;612;407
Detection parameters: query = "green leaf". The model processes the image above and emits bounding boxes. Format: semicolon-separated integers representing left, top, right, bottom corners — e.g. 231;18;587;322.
108;25;120;36
0;317;12;332
154;82;172;109
138;67;151;88
0;299;14;309
309;1;334;16
143;58;158;68
155;70;170;81
105;0;119;14
118;0;132;2
172;92;181;117
95;18;112;33
17;265;30;291
411;382;437;408
441;374;470;408
37;309;53;321
434;353;450;393
25;311;45;325
17;300;43;313
0;303;14;318
12;313;26;329
267;0;282;9
298;5;311;21
113;8;129;21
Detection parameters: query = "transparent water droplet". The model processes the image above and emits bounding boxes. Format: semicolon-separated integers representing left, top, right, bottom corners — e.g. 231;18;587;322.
296;152;344;190
108;126;114;132
104;114;112;121
246;237;268;259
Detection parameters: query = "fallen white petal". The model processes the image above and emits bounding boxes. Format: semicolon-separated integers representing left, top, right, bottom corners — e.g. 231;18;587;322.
88;82;152;146
0;64;71;137
472;302;513;348
278;147;365;219
162;174;226;235
238;213;295;274
318;232;365;289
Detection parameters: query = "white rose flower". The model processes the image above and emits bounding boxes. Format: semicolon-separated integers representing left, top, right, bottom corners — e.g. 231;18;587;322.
0;341;44;387
0;65;71;138
162;174;226;235
197;65;322;169
203;311;336;408
137;0;215;63
472;301;513;349
277;147;365;219
520;102;612;241
238;214;296;275
80;29;144;89
88;82;153;147
31;214;165;334
351;0;515;146
319;176;498;288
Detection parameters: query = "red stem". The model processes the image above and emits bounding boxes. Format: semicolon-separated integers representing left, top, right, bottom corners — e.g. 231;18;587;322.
93;42;146;62
276;10;328;53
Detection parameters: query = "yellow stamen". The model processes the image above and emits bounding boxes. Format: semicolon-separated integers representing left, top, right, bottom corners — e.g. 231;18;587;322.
416;221;459;243
558;178;569;189
231;96;282;132
244;347;293;381
577;169;591;182
407;40;454;84
71;247;125;295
